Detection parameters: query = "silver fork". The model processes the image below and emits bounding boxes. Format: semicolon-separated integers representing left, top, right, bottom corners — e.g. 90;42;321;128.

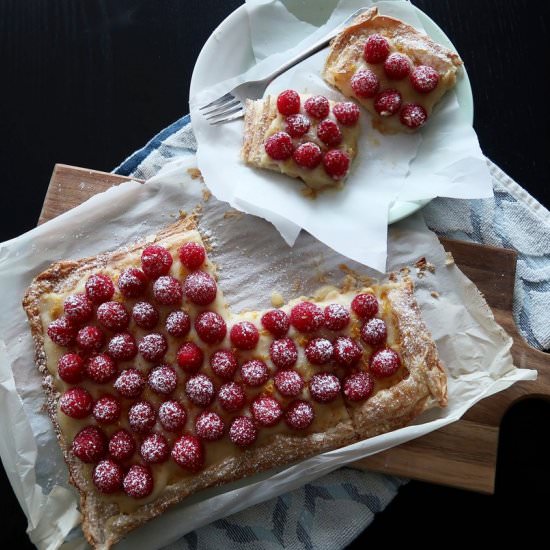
199;7;369;125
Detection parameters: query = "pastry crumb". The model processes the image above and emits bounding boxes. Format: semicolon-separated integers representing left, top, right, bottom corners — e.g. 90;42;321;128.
271;292;285;307
187;167;203;181
202;189;212;202
301;186;318;200
445;252;455;265
430;291;440;299
223;209;244;220
179;210;187;219
415;257;435;276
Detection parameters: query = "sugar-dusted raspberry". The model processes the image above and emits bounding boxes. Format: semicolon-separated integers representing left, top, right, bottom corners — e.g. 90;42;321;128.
63;293;93;324
251;396;283;427
172;434;205;472
374;89;402;117
343;371;374;401
364;33;390;63
118;267;148;298
285;114;311;138
138;333;168;363
261;309;290;338
304;95;330;119
290;301;324;333
97;301;129;331
230;321;259;350
86;353;117;384
309;372;341;403
153;275;183;306
132;301;159;329
384;52;411;80
178;242;206;270
361;318;387;347
93;459;123;494
276;89;300;116
285;400;314;430
317;119;342;147
351;293;378;319
333;336;362;367
141;244;173;279
185;373;215;407
128;400;156;434
107;332;137;361
323;149;350;180
47;317;76;347
240;359;269;387
265;131;294;161
123;464;153;499
370;348;401;378
333;101;360;126
140;433;170;464
60;387;93;419
72;426;107;463
400;103;428;129
184;271;217;305
93;395;121;424
108;429;135;462
165;310;191;337
114;368;145;398
274;370;304;397
324;304;350;331
410;65;439;93
218;382;246;412
269;338;298;369
229;416;257;447
76;325;104;351
195;411;225;441
292;142;322;169
195;311;227;344
305;338;333;365
57;353;84;384
158;400;187;432
210;350;238;380
147;364;177;395
351;69;380;98
85;273;115;304
176;342;204;373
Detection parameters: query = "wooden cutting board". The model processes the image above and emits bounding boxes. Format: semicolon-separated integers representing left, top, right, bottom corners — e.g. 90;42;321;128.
39;164;548;495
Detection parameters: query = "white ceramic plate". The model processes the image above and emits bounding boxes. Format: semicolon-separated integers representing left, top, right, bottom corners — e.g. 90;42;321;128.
190;3;473;224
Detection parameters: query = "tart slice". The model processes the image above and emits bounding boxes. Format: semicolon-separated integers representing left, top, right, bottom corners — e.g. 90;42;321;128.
242;90;360;189
323;7;462;133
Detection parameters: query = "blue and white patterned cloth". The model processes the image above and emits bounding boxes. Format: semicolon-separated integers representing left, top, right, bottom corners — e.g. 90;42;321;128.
114;115;550;549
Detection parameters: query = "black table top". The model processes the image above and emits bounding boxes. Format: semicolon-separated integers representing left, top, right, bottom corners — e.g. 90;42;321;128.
1;1;549;547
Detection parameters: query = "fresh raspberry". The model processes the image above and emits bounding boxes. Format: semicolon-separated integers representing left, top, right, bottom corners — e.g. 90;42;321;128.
141;244;173;279
374;89;402;116
132;301;159;329
323;149;350;180
108;429;135;462
165;310;191;337
97;301;130;331
128;400;156;434
370;348;401;378
333;102;360;126
76;325;104;351
57;353;85;384
284;400;314;430
185;373;215;407
285;114;311;138
114;368;145;398
195;311;227;344
140;433;170;464
93;395;121;424
93;459;123;494
47;317;76;347
229;416;257;447
117;267;148;298
72;426;107;463
60;387;93;419
364;33;390;63
107;332;137;361
351;293;378;319
261;309;290;338
184;271;217;305
274;370;304;397
178;242;206;270
210;350;238;380
63;293;93;324
240;359;269;387
410;65;439;93
138;333;168;362
317;119;342;147
123;464;153;499
158;400;187;432
309;372;341;403
351;69;380;98
361;318;387;347
292;142;322;169
384;53;411;80
269;338;298;369
218;382;246;412
290;301;324;333
333;336;362;367
85;273;115;304
276;89;300;116
147;364;177;395
251;396;283;427
86;353;117;384
153;275;183;306
400;103;428;129
172;434;205;472
265;131;294;161
304;95;330;119
230;321;259;350
324;304;350;331
305;338;333;365
343;371;374;401
176;342;204;373
195;411;225;441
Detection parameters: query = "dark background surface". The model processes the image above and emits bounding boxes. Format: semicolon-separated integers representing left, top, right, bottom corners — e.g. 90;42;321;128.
1;0;549;547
